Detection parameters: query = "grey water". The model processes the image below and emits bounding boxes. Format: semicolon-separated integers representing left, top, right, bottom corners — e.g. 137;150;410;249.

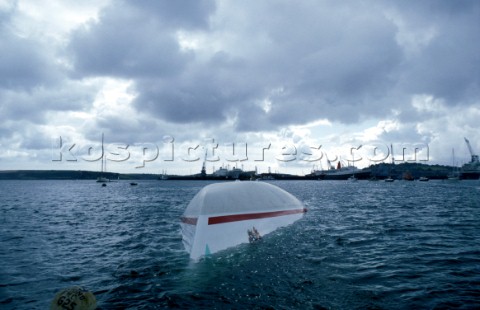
1;179;479;309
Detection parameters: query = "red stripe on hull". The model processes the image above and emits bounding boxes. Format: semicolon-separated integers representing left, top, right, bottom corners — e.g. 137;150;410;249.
208;208;307;225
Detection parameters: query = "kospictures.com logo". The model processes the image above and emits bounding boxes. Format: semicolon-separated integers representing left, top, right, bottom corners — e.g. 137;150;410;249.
52;136;429;169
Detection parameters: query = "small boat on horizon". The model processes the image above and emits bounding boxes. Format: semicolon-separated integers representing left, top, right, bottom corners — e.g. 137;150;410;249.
403;171;414;181
448;148;460;181
348;153;359;182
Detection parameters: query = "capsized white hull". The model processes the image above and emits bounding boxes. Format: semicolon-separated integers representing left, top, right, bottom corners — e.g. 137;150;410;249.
180;182;306;260
181;209;305;260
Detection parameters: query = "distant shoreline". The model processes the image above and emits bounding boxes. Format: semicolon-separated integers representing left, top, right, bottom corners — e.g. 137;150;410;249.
0;162;463;180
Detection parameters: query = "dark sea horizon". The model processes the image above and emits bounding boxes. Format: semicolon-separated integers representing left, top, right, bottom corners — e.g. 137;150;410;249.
1;179;479;309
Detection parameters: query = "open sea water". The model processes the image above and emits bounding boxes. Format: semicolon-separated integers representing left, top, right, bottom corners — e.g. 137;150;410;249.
1;179;479;309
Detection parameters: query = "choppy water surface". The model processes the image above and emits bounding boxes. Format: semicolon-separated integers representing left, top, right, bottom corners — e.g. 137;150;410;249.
1;180;479;309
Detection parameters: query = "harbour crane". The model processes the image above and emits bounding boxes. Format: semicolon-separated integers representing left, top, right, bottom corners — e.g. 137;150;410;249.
464;137;479;163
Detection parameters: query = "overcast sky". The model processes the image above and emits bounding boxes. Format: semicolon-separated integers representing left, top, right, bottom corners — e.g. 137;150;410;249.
0;0;479;175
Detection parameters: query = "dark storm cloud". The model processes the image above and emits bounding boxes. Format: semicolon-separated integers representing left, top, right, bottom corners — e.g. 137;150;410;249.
68;0;215;78
403;32;479;104
260;9;402;125
221;1;403;129
131;1;403;130
134;52;261;125
68;19;189;78
66;0;479;132
390;0;480;104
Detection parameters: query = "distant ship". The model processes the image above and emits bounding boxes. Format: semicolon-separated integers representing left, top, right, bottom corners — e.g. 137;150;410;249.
159;170;169;180
460;138;480;180
347;175;358;182
312;161;369;180
212;166;243;179
348;152;359;181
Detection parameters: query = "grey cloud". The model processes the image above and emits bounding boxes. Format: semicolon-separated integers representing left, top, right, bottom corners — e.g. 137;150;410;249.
0;4;94;129
85;114;161;144
67;0;480;134
69;21;190;78
19;127;54;150
221;1;402;129
0;31;59;90
133;1;403;131
68;0;216;79
235;0;477;129
0;118;53;151
0;1;15;26
0;2;64;91
0;82;98;124
131;0;216;30
391;2;480;105
133;51;263;125
387;0;477;17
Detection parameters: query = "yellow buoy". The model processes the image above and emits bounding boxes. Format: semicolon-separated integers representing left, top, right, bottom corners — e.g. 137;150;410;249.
50;286;96;310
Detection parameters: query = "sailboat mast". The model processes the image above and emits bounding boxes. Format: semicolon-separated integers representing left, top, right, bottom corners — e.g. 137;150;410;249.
391;144;395;164
352;152;355;176
101;133;104;174
452;148;454;167
452;148;457;174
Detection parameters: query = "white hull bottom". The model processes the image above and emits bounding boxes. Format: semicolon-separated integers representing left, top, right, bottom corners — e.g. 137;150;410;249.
181;210;305;260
